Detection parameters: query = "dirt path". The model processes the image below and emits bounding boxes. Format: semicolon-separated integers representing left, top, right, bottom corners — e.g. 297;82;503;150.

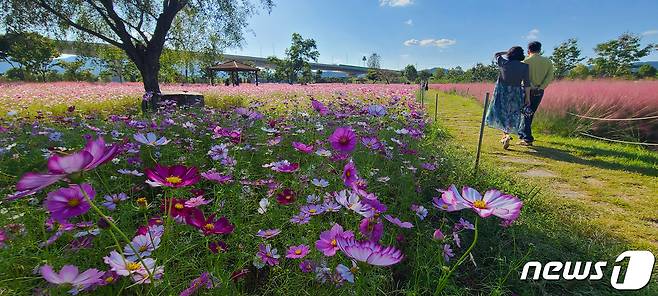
425;90;658;250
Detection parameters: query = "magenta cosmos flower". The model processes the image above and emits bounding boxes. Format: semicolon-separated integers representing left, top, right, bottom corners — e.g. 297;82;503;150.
342;160;359;187
359;218;384;242
292;142;314;154
40;265;104;293
201;170;233;184
256;228;281;239
265;160;300;173
186;208;235;236
9;137;119;200
286;244;310;259
328;127;357;153
434;185;523;222
315;223;354;256
384;214;414;229
145;164;200;188
276;188;296;205
45;184;95;223
311;99;330;115
257;244;280;266
337;236;404;266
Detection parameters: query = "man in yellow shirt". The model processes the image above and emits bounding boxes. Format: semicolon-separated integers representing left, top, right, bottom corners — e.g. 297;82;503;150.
520;41;554;146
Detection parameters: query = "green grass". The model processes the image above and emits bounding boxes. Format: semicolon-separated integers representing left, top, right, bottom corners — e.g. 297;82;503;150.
421;90;658;294
0;90;655;296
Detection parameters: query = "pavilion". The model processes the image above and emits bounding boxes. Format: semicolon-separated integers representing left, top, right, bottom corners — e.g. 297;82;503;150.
207;60;260;86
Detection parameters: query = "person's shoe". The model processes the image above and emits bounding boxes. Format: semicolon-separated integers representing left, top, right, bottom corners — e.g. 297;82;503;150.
501;135;511;150
518;140;533;146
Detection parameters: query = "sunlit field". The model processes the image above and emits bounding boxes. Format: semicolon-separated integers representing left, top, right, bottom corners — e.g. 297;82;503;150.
0;83;538;295
431;80;658;142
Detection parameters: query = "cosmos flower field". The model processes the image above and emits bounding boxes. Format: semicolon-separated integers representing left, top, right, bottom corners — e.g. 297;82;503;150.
0;83;524;295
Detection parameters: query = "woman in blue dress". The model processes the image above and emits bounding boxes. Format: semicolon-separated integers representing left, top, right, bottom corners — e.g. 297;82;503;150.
486;46;531;150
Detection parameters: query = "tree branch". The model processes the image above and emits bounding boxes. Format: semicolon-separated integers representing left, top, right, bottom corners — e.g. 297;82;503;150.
30;0;122;47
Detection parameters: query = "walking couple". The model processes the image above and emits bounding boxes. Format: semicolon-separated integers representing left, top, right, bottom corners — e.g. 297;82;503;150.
485;41;554;149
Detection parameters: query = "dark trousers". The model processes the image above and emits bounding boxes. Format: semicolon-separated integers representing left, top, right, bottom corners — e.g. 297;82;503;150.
518;89;544;143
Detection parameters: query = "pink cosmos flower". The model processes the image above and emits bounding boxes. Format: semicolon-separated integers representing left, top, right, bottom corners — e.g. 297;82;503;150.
342;160;359;187
180;272;215;296
434;185;523;222
185;208;235;236
300;204;325;216
328;127;357;153
145;164;200;188
433;229;445;240
359;218;384;242
315;223;354;256
336;237;404;266
292;142;314;154
40;265;104;293
286;244;310;259
384;214;414;229
257;244;280;266
265;160;300;173
443;244;454;262
185;196;210;208
311;99;329;115
201;170;233;184
256;228;281;239
334;190;374;218
9;137;119;200
103;250;153;277
45;184;95;223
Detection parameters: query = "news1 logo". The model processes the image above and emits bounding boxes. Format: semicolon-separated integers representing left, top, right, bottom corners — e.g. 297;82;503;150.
520;251;655;290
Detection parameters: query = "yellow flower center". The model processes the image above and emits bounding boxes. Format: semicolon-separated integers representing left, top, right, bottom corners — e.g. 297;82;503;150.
105;276;114;283
139;245;148;252
331;239;337;247
473;200;487;209
127;262;141;271
174;203;184;210
137;197;147;206
204;223;215;230
295;249;302;255
67;198;80;207
309;209;317;213
166;176;182;184
345;171;351;177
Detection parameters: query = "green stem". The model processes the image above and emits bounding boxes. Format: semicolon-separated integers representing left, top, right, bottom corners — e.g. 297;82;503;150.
79;187;155;281
435;217;479;294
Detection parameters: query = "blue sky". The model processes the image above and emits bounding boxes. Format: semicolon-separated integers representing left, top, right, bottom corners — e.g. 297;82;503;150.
226;0;658;70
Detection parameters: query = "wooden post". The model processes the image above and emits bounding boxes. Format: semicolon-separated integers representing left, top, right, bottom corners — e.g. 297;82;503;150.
474;92;490;176
434;93;438;122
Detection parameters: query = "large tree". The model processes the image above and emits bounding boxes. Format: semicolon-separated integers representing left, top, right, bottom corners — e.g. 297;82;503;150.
588;33;656;77
402;64;418;82
367;53;381;69
550;38;584;79
1;0;273;109
0;32;59;81
268;33;319;84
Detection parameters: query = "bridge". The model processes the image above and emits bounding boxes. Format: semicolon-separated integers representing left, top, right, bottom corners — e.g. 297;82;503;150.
57;41;398;77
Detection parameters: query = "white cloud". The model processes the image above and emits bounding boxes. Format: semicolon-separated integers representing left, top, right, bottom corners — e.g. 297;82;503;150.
524;29;540;40
404;19;413;26
642;30;658;36
404;38;457;48
380;0;413;7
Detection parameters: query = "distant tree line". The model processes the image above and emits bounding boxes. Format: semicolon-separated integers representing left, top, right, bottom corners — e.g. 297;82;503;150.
429;33;657;83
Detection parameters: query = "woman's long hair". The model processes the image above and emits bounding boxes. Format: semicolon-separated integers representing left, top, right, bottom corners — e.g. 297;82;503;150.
506;46;525;61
